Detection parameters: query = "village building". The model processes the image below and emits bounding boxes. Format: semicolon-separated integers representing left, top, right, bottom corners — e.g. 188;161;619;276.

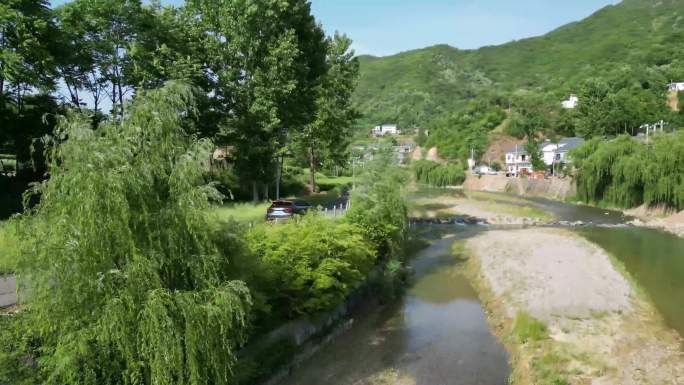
539;137;584;167
505;137;584;176
371;123;400;136
668;82;684;92
505;144;533;176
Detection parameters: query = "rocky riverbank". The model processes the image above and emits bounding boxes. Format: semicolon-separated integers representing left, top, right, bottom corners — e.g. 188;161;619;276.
625;205;684;238
463;228;684;385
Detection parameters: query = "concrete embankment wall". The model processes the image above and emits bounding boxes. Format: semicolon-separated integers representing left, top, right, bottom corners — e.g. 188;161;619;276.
463;174;576;201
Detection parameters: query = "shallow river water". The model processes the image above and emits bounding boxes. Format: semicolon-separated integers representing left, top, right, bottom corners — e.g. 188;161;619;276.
279;230;510;385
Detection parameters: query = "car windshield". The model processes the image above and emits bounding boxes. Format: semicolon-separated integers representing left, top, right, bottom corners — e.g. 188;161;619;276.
271;201;293;207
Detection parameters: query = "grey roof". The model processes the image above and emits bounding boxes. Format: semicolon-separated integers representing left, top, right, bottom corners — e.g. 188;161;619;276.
504;143;526;154
505;137;584;154
539;137;584;153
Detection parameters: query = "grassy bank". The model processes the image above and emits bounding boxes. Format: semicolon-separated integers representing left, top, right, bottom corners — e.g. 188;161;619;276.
0;221;19;274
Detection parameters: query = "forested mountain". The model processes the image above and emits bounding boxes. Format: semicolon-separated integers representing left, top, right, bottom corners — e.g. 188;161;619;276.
354;0;684;131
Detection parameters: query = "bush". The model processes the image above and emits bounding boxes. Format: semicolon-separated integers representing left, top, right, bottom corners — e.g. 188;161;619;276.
346;147;409;260
413;160;466;187
246;215;375;318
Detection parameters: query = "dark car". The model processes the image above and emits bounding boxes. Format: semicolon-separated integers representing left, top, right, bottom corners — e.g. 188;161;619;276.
266;200;312;221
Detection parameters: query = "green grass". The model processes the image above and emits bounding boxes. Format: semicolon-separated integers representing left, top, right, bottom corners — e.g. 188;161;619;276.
512;311;549;343
531;352;571;385
451;240;468;261
210;189;345;224
511;312;571;384
304;189;343;207
465;190;528;205
317;174;352;187
0;221;19;274
211;202;271;224
479;201;553;221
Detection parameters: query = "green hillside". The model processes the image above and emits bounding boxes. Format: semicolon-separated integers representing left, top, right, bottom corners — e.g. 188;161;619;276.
354;0;684;133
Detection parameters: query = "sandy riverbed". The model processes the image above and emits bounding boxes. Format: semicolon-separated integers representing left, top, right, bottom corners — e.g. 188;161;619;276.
465;228;684;385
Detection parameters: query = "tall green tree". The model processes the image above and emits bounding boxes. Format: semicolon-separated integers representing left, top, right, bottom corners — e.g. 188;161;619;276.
55;0;158;115
298;33;359;192
0;0;59;106
0;0;62;176
506;93;551;140
184;0;327;201
7;83;252;385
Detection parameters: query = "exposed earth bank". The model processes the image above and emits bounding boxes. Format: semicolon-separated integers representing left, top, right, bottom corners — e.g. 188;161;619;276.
463;228;684;385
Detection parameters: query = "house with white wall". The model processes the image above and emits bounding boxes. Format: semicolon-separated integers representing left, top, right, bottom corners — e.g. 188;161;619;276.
561;94;579;109
539;137;584;175
371;124;400;136
668;82;684;92
505;137;584;176
505;144;533;176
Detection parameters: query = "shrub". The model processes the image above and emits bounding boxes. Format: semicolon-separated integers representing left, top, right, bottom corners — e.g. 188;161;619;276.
246;215;375;318
346;147;409;259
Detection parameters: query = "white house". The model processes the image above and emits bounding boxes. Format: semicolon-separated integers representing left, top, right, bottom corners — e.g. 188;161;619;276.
371;124;400;136
539;137;584;175
505;137;584;176
505;144;533;176
561;94;579;109
668;82;684;92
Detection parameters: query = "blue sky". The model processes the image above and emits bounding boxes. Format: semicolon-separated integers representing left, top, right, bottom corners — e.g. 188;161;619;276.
50;0;621;56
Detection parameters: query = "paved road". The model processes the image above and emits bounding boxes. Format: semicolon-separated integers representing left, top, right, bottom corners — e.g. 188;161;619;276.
0;275;17;308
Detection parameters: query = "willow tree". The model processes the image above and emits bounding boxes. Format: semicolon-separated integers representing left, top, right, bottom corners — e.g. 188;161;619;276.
12;82;251;385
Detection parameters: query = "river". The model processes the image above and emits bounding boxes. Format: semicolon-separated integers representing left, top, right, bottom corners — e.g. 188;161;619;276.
278;229;510;385
276;190;684;385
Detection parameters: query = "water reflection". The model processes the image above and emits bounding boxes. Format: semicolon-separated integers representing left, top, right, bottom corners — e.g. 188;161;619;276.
577;227;684;338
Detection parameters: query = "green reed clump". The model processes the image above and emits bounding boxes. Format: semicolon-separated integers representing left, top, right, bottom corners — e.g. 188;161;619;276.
413;160;465;187
5;82;251;385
